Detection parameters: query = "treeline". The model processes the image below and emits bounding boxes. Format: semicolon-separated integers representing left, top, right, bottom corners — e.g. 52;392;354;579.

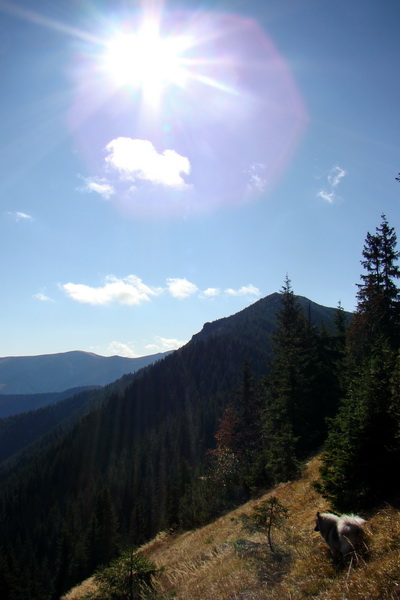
0;215;399;599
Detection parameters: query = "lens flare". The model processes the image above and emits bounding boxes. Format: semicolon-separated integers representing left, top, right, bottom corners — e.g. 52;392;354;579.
69;10;308;217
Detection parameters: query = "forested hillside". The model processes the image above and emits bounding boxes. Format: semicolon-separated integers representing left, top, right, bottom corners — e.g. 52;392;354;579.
0;214;399;600
0;387;104;466
0;386;101;419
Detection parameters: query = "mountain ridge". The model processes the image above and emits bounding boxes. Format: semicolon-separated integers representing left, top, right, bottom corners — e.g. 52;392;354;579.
0;349;168;395
192;292;345;342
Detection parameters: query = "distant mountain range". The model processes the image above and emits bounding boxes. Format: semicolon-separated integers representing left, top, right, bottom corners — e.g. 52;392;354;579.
0;350;168;396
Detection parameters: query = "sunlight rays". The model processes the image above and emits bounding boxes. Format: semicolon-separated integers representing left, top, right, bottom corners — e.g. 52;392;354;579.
1;0;307;217
98;13;242;111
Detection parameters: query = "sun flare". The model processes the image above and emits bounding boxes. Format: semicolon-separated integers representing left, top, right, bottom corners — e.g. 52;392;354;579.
102;22;191;98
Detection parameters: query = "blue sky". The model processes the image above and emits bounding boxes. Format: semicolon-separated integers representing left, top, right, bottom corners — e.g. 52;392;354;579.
0;0;399;358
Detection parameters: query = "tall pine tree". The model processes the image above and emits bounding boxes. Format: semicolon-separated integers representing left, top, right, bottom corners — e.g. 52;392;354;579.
262;277;317;483
320;215;400;510
350;214;400;360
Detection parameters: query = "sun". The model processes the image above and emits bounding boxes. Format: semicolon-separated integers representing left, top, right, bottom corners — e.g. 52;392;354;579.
102;21;191;100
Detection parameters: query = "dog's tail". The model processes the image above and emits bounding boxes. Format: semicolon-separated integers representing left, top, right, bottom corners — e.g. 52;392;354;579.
338;515;365;546
339;515;365;531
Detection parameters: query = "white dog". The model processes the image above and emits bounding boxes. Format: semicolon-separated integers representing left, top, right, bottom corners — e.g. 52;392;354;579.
314;511;366;556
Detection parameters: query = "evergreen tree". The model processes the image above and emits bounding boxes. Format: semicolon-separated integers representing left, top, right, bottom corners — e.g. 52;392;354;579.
350;214;400;359
262;277;309;482
320;342;399;510
319;216;400;510
86;550;158;600
235;362;266;489
332;301;349;393
262;278;345;485
87;486;120;574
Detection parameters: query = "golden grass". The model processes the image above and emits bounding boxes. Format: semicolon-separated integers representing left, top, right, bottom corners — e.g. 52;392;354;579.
62;456;400;600
61;577;97;600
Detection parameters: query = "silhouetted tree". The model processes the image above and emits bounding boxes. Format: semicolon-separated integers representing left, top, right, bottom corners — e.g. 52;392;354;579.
349;214;400;360
320;216;400;510
262;277;308;482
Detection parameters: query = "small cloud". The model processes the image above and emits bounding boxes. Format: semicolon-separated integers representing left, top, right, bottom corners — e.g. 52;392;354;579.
80;177;115;200
7;211;33;221
224;284;261;297
201;287;221;299
61;275;163;306
107;341;138;358
328;166;346;187
317;190;335;204
34;292;54;302
105;137;191;188
246;162;267;194
145;336;187;353
166;277;198;299
317;165;346;204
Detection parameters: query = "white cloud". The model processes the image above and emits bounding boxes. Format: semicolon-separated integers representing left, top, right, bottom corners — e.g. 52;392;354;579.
201;287;221;299
224;284;261;297
107;341;138;358
317;165;346;203
82;177;115;200
61;274;261;306
8;211;33;221
145;336;187;353
317;190;335;204
34;292;54;302
328;165;346;187
246;162;267;193
61;275;163;306
105;137;191;188
166;277;199;299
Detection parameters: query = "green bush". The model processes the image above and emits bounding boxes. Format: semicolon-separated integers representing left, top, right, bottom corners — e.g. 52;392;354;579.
84;550;159;600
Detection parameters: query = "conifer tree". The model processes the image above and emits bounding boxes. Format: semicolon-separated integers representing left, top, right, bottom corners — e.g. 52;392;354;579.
319;215;400;510
350;214;400;359
262;277;345;485
320;341;399;509
262;277;309;483
235;361;265;489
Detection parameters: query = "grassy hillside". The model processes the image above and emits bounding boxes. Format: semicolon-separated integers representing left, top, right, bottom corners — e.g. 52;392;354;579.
62;456;400;600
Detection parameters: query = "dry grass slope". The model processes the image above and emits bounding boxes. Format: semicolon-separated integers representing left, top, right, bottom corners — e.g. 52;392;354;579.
63;456;400;600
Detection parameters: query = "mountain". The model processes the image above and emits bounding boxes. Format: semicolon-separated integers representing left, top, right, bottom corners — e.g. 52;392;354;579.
0;293;351;600
0;350;167;395
192;291;344;343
